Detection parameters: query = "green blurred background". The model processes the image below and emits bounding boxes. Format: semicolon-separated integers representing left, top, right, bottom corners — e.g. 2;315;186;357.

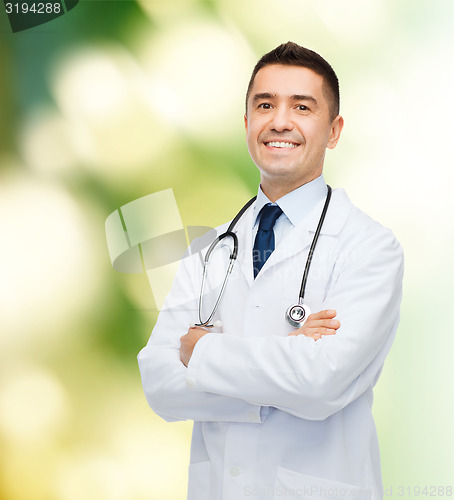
1;0;453;498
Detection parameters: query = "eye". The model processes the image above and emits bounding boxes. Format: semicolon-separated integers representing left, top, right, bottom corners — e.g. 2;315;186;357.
258;103;272;110
296;104;309;111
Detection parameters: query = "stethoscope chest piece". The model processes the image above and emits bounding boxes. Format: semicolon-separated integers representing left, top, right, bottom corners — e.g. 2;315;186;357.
286;302;311;328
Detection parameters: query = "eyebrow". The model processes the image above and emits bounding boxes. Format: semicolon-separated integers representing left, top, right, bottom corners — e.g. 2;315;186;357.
252;92;318;106
291;94;318;106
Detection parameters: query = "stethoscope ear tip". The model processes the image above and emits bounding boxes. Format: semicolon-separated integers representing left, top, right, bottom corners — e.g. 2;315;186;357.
213;320;223;328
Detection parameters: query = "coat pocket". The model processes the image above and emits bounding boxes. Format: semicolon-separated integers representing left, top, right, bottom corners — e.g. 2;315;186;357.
274;466;372;500
187;460;211;500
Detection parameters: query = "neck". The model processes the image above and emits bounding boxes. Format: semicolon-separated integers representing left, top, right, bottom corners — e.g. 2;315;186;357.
260;174;321;202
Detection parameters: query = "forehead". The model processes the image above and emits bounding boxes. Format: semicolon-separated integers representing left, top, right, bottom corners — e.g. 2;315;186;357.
250;64;327;102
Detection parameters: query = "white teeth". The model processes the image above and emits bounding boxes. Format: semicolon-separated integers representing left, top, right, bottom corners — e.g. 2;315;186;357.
266;141;298;148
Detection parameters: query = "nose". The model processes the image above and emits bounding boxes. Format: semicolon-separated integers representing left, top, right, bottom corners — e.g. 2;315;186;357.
269;106;294;132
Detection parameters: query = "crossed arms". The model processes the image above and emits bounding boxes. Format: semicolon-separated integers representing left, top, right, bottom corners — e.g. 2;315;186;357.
179;309;341;367
138;225;403;423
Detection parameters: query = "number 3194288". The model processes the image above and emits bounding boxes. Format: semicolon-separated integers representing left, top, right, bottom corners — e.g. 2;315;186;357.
5;2;61;14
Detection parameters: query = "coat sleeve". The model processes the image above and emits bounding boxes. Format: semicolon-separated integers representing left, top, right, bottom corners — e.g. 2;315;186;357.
137;248;263;424
185;224;404;421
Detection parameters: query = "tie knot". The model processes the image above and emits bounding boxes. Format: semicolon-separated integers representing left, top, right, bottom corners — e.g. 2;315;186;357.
258;204;283;231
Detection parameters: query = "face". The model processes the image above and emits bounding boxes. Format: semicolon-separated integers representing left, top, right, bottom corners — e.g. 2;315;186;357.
244;64;343;200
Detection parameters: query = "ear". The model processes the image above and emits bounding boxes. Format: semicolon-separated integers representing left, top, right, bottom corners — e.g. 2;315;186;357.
244;113;248;133
327;115;344;150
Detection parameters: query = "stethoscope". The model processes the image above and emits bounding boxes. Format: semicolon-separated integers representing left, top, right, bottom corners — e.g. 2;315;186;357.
194;185;332;329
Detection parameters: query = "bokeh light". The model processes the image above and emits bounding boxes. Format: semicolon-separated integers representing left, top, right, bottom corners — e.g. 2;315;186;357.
313;0;386;43
20;107;78;174
137;16;256;140
0;364;69;445
0;170;104;347
50;44;176;181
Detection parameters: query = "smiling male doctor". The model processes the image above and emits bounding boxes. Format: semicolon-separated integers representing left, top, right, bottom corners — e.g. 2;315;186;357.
138;42;404;500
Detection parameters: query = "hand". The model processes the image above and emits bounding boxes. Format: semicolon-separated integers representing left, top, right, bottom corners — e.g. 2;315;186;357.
288;309;340;341
180;327;208;367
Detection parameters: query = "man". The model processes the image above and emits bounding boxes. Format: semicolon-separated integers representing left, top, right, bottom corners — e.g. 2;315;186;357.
138;42;403;500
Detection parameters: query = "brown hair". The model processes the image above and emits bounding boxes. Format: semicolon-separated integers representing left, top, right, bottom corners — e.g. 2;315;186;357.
246;42;340;120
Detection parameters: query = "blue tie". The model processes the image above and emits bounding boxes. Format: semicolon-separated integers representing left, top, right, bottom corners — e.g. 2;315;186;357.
253;204;283;278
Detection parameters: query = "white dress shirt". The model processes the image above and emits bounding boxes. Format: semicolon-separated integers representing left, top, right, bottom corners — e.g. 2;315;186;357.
252;175;328;249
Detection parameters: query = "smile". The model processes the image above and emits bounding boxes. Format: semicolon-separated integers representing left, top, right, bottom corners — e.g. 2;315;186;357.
264;141;299;148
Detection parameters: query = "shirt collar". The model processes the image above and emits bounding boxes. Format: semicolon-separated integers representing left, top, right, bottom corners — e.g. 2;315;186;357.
253;175;328;228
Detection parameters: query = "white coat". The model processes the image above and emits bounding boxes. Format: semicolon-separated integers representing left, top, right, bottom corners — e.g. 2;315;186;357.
138;188;404;500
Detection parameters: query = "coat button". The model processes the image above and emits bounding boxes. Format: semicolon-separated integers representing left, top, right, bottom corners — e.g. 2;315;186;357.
186;377;195;388
230;466;240;477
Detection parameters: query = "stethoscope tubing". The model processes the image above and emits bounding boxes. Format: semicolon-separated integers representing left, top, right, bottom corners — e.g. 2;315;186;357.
195;187;331;327
195;197;256;327
197;232;238;327
298;185;332;302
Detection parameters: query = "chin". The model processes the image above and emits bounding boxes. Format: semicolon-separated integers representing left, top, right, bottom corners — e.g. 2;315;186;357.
260;164;300;179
